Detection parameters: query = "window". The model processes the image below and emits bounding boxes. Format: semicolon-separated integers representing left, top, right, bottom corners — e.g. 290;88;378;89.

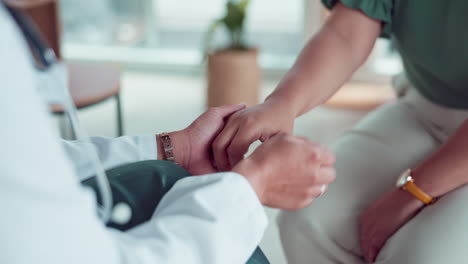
60;0;303;70
60;0;400;78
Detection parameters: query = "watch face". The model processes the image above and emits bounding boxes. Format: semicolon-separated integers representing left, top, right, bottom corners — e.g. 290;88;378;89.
396;169;412;187
396;175;407;187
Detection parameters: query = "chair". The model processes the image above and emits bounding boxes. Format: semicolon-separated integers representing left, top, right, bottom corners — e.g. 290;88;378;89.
6;0;124;138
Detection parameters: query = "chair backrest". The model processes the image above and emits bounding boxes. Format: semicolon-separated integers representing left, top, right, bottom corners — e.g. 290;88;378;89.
5;0;61;58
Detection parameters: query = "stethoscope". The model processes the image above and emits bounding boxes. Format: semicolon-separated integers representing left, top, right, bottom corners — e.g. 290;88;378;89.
4;2;131;225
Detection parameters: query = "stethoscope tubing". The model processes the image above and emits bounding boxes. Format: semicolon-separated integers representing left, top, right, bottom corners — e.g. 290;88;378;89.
4;2;56;68
3;2;130;225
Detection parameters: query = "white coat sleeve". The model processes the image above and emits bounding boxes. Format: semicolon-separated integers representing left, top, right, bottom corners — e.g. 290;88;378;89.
62;135;158;181
0;7;268;264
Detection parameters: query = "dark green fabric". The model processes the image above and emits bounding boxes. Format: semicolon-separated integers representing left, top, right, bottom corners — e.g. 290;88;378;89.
82;160;269;264
82;160;191;230
322;0;393;38
248;247;269;264
322;0;468;109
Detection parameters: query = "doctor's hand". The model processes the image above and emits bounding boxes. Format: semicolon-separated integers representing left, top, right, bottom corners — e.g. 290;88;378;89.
213;100;296;172
232;133;336;210
162;104;246;175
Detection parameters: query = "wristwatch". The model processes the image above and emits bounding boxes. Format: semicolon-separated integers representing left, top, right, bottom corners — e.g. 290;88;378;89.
396;169;436;205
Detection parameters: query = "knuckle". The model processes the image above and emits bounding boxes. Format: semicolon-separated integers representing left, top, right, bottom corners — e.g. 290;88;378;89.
242;116;258;128
207;107;220;114
308;150;320;161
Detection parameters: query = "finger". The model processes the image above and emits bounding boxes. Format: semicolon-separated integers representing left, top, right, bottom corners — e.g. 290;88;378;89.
371;239;387;263
318;146;336;166
294;135;313;144
227;127;259;167
298;197;315;210
363;249;372;263
317;184;327;197
361;234;379;263
366;250;376;263
269;196;314;211
315;167;336;185
214;103;246;119
366;242;383;263
296;190;318;210
213;124;239;171
297;139;334;166
302;185;326;199
359;232;369;257
361;239;373;263
359;228;370;261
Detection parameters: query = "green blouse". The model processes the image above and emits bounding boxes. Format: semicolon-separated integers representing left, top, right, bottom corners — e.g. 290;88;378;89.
323;0;468;109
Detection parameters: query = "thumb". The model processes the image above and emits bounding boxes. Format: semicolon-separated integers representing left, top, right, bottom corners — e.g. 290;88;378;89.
216;103;247;118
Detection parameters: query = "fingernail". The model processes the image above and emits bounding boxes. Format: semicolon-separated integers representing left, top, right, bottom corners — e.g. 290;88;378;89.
318;185;327;198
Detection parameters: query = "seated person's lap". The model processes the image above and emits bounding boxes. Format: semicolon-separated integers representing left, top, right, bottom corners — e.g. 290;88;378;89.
278;100;441;263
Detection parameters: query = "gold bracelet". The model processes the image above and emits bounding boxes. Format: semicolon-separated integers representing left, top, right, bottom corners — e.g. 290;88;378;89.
159;133;176;163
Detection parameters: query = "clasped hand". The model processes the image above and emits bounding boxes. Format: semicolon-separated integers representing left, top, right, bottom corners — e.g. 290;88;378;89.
167;103;336;211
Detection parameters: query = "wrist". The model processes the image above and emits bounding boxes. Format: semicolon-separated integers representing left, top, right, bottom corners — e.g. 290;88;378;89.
412;165;451;198
232;159;264;202
156;130;191;169
264;94;299;118
266;73;319;117
389;187;425;217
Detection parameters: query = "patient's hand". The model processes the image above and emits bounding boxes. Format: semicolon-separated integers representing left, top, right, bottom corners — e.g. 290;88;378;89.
212;101;295;172
165;104;246;175
232;133;336;210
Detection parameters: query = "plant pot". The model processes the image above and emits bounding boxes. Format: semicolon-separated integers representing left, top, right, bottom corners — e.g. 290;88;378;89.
207;48;260;107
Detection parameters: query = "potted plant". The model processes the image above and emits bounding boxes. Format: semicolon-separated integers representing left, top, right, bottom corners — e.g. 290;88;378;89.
203;0;260;107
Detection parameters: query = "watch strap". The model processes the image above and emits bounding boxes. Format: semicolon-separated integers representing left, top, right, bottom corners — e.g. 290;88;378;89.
404;181;436;205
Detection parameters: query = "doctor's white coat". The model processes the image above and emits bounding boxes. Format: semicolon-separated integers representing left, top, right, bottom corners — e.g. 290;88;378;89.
0;5;267;264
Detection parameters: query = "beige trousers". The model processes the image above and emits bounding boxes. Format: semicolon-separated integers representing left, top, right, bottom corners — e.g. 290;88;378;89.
278;77;468;264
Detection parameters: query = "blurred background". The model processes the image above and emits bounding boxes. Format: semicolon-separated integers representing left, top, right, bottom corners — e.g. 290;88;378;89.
12;0;403;262
61;0;400;75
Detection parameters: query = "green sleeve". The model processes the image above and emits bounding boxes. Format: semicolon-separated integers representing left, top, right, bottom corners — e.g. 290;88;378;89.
322;0;394;38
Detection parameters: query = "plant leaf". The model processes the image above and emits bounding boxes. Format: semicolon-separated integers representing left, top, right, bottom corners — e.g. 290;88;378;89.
238;0;250;13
